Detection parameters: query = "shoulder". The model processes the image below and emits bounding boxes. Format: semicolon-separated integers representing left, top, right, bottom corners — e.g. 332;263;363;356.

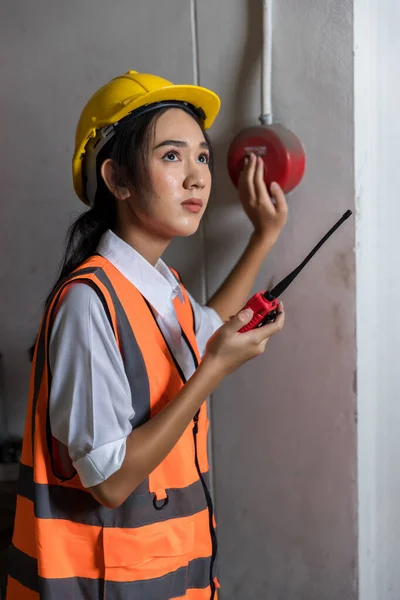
51;281;114;341
56;281;101;316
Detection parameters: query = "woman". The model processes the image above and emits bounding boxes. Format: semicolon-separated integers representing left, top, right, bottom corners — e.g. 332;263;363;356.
7;70;287;600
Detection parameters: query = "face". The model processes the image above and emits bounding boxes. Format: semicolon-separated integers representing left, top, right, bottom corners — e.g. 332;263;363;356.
126;108;212;240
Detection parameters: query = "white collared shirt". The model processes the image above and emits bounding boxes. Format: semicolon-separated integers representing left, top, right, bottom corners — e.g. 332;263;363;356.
49;230;223;488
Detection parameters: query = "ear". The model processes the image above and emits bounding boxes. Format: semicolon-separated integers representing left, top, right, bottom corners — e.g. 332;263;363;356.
100;159;131;201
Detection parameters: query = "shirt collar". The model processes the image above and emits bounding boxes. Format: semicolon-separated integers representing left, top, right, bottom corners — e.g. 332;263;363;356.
97;230;184;317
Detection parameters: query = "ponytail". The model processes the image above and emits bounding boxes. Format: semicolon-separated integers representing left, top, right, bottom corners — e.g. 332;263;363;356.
45;192;115;306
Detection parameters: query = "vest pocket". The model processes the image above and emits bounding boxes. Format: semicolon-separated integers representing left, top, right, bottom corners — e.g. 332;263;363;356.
103;515;195;571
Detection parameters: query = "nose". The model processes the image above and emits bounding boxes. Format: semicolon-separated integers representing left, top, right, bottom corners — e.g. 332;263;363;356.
183;160;206;191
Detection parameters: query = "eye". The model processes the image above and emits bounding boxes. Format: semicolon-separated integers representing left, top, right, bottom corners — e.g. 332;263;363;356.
162;150;179;162
198;152;210;164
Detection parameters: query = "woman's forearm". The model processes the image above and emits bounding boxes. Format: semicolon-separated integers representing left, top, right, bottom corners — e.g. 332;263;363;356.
90;355;224;507
207;232;274;322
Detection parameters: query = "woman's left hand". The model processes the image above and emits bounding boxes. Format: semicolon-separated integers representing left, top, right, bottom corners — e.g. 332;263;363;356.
238;152;288;247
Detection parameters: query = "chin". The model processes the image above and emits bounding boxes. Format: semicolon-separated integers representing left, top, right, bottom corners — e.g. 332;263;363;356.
167;217;202;238
180;224;202;238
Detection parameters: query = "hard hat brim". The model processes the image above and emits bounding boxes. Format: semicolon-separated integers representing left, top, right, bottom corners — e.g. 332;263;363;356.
73;84;220;204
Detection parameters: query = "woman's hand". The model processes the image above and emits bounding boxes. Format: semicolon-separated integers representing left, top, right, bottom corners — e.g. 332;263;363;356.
238;153;288;247
204;304;285;376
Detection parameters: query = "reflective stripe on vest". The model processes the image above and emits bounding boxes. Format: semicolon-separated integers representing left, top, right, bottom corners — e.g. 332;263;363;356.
7;256;219;599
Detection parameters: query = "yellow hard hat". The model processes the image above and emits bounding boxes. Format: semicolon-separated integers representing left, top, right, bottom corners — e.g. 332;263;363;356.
72;70;221;204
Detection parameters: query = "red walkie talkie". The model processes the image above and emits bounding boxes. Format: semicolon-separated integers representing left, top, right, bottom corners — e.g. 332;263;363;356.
239;210;353;333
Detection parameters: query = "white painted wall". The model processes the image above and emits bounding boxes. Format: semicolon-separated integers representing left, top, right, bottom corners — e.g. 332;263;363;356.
197;1;357;598
0;0;203;437
356;0;400;597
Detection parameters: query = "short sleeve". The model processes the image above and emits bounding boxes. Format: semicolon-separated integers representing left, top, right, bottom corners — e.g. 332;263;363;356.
49;283;134;488
185;290;224;357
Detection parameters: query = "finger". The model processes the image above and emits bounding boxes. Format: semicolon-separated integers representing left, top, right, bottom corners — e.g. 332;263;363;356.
269;182;288;215
239;155;250;176
238;155;254;197
254;157;275;210
227;308;254;333
246;309;285;344
238;154;251;178
257;337;269;354
245;153;257;201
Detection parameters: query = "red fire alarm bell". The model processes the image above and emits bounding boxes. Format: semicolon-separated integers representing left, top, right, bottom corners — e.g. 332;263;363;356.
227;124;306;194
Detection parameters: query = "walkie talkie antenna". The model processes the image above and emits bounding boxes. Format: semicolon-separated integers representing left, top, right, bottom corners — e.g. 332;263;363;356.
269;210;353;298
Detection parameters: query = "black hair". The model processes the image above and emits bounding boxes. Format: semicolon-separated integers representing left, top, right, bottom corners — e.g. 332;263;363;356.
28;105;213;360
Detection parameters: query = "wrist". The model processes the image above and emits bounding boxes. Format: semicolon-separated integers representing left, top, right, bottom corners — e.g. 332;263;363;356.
198;353;228;386
249;230;276;253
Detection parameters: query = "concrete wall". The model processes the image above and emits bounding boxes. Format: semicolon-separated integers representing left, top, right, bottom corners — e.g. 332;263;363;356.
356;0;400;597
197;1;357;598
0;1;362;598
0;0;204;437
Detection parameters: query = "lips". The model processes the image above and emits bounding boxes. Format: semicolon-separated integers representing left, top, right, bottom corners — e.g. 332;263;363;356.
181;198;203;214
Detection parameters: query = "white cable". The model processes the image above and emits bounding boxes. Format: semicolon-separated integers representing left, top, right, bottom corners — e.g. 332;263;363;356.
190;0;216;505
260;0;273;125
190;0;200;90
190;0;209;310
190;0;208;306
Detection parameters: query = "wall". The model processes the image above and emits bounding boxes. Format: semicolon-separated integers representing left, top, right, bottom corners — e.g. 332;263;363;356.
356;0;400;597
0;0;204;438
0;1;360;598
197;1;357;598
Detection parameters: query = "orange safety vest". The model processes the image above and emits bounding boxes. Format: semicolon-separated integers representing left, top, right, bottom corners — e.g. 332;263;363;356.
7;255;219;600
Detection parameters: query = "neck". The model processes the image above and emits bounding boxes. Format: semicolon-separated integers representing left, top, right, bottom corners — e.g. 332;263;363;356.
114;220;170;267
